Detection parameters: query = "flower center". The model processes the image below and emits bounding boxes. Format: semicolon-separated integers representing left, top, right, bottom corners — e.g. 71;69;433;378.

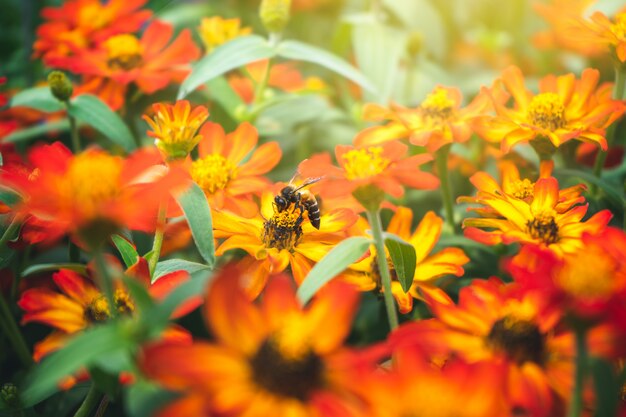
105;34;143;70
557;250;617;300
370;255;397;291
510;179;535;201
342;147;391;181
487;316;546;365
114;289;135;316
611;13;626;41
526;210;559;245
190;155;238;194
84;295;110;323
261;210;303;251
527;93;566;131
420;88;455;122
250;338;325;401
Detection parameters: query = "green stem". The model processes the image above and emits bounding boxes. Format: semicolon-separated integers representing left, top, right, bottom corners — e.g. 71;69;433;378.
0;292;33;367
93;251;117;318
73;383;100;417
0;216;22;248
365;209;399;331
148;203;168;276
68;113;81;153
435;146;456;232
568;328;587;417
94;395;110;417
251;58;273;109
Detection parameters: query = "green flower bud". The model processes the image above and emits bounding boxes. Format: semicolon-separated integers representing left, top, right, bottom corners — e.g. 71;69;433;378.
260;0;292;34
48;71;73;102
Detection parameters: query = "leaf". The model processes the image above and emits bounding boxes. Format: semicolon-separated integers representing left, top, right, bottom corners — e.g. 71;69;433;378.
297;237;371;304
122;276;155;313
9;87;65;113
554;168;625;207
67;94;136;151
590;357;620;417
22;263;87;277
112;235;139;268
3;119;71;143
20;323;132;406
276;40;377;94
383;232;416;293
125;381;179;417
205;76;246;120
175;183;215;267
88;366;120;400
153;259;211;282
178;35;276;99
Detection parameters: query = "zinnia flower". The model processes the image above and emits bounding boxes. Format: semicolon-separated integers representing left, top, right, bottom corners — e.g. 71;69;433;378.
197;16;252;52
141;265;376;417
474;66;626;155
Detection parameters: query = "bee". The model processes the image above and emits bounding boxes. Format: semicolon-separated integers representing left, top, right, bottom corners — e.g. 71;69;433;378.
274;176;322;229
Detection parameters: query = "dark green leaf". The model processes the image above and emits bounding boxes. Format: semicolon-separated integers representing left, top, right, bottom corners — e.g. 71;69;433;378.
178;35;276;99
22;263;87;277
590;357;620;417
554;168;624;207
88;366;120;400
175;183;215;267
4;119;71;143
153;259;211;282
276;40;377;94
297;236;371;304
68;94;135;151
0;189;19;208
112;235;139;268
10;87;64;112
383;232;416;293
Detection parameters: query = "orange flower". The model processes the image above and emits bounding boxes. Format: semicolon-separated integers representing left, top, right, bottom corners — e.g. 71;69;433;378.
474;66;626;154
197;16;252;52
52;20;200;110
141;265;376;417
355;86;495;153
33;0;151;64
213;191;357;298
187;122;281;217
3;142;188;246
345;208;469;314
143;100;209;160
460;169;611;256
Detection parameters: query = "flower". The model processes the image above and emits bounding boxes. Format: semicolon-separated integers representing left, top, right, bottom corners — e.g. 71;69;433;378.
33;0;151;64
3;142;188;247
460;168;611;256
213;191;357;298
143;100;209;160
187;122;282;217
141;265;376;417
345;208;469;313
52;20;200;110
355;86;495;153
474;66;626;154
197;16;251;52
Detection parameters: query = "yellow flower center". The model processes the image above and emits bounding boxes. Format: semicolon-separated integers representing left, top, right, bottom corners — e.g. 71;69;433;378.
557;251;617;300
420;88;455;122
105;34;143;70
610;13;626;41
261;210;303;251
190;155;238;194
486;315;546;365
510;179;535;200
84;295;111;322
114;289;135;315
526;210;559;245
64;152;123;219
342;147;390;181
527;92;566;131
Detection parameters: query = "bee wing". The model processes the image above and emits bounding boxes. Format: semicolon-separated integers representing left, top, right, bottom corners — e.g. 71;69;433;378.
292;176;323;192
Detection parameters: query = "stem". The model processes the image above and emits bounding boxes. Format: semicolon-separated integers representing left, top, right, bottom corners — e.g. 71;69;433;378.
93;251;117;318
568;328;587;417
435;146;456;232
0;292;33;367
0;216;22;248
365;209;399;331
94;395;110;417
251;58;273;108
73;384;100;417
148;203;168;276
68;113;81;153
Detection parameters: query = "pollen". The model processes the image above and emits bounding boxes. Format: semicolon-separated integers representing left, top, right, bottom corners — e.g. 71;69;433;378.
487;315;546;365
105;34;143;70
420;88;455;122
261;210;303;251
510;179;534;201
191;155;238;194
526;210;559;245
527;93;566;131
84;295;111;323
342;147;391;181
557;250;617;300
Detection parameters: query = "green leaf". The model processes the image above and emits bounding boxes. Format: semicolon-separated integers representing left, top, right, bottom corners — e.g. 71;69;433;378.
67;94;136;151
3;119;71;143
175;183;215;267
20;323;132;406
88;366;120;400
153;259;211;282
383;233;416;293
297;237;371;304
276;40;377;94
22;263;87;277
112;235;139;268
205;76;246;120
590;357;620;417
0;188;21;207
125;381;179;417
554;168;625;207
122;276;155;313
9;87;64;113
178;35;276;99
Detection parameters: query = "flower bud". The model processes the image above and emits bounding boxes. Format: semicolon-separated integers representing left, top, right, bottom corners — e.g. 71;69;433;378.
260;0;292;34
47;71;73;102
1;383;19;407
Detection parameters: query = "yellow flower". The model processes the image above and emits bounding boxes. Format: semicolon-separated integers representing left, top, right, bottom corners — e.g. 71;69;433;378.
197;16;252;52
